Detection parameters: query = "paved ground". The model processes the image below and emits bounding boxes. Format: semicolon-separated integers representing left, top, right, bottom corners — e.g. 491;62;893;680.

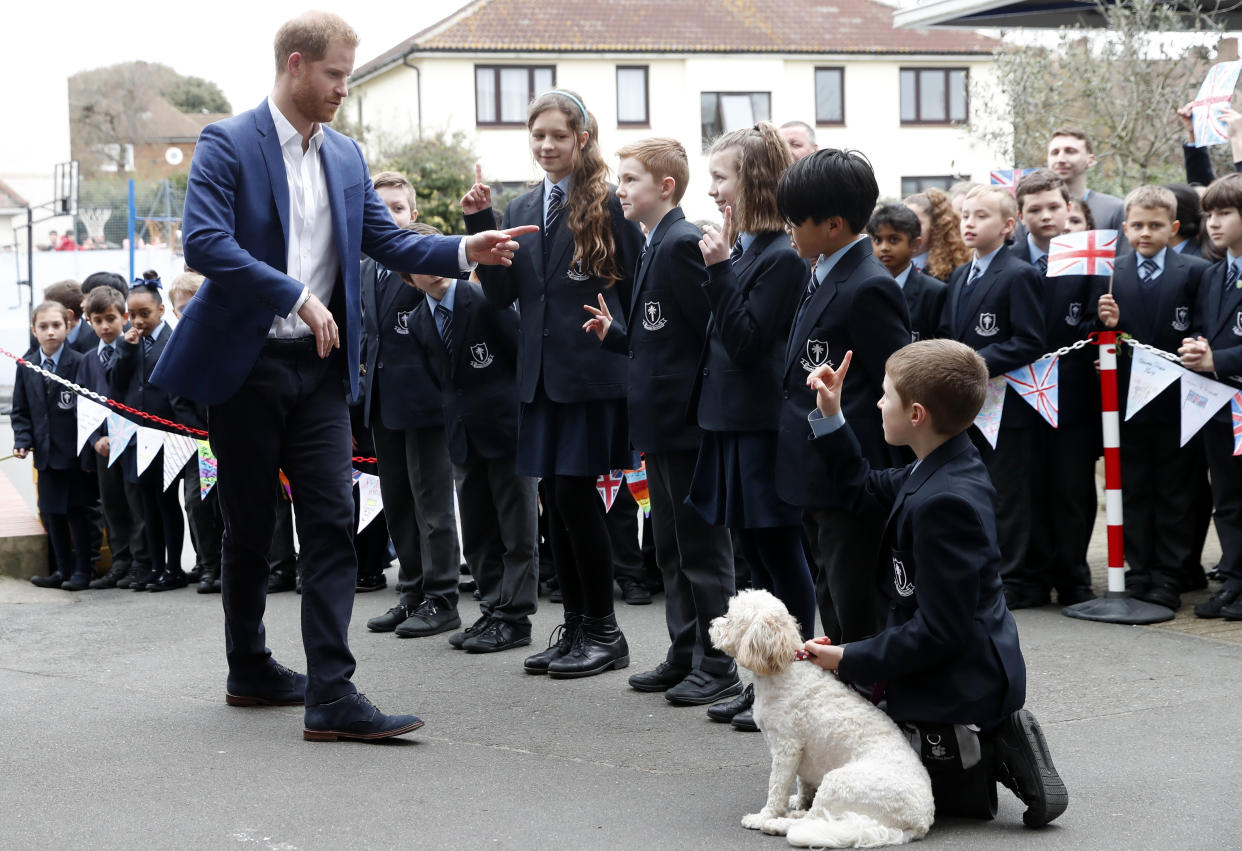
3;420;1242;847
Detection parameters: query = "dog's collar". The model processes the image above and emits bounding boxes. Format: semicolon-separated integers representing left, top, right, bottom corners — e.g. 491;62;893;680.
793;649;815;662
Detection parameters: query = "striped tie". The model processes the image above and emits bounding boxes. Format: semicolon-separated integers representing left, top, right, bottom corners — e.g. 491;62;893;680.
1036;255;1048;275
42;357;54;387
1139;258;1159;288
730;237;744;267
966;264;982;288
1229;261;1241;289
437;304;453;354
99;344;114;371
544;184;564;264
142;335;154;358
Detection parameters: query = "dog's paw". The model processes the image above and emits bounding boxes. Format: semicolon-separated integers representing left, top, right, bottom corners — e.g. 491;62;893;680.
786;808;809;819
761;816;796;836
741;809;775;830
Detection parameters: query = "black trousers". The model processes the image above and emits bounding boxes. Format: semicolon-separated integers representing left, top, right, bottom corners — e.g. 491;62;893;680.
46;507;91;578
647;450;735;675
183;461;222;574
209;345;358;706
95;453;150;571
455;448;538;626
735;525;815;641
1028;423;1096;595
804;507;883;646
1120;422;1198;590
972;427;1037;594
371;422;461;609
1204;420;1242;591
135;462;183;573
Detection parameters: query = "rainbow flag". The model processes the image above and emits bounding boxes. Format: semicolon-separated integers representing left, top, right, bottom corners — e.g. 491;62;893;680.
624;462;651;517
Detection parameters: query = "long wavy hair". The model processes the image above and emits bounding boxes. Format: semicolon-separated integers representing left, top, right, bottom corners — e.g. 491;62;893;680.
904;187;971;281
710;122;793;243
528;90;619;285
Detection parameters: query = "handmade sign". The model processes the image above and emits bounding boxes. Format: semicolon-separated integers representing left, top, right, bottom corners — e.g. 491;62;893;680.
1190;61;1242;148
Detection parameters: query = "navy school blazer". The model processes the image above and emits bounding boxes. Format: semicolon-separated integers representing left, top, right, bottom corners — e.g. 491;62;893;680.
1190;257;1242;424
11;346;86;472
818;424;1027;727
937;246;1046;429
410;280;522;466
1108;250;1209;425
901;267;948;343
359;258;445;431
601;207;712;454
111;322;176;421
689;230;808;433
466;187;644;405
776;238;911;510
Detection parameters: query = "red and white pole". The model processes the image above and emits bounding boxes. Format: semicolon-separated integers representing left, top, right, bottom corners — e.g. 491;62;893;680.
1097;331;1125;594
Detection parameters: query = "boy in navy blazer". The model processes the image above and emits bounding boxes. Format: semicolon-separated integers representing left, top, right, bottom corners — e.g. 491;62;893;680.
868;204;946;343
584;138;740;705
937;185;1046;609
13;302;94;590
774;150;912;647
406;243;538;654
1099;186;1209;610
802;340;1066;828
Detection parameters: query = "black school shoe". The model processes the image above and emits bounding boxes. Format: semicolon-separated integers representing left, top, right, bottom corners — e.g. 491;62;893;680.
367;603;416;633
449;614;491;649
90;561;129;589
667;670;743;706
617;577;652;605
993;709;1068;827
707;682;753;723
394;598;461;638
61;573;95;592
30;572;66;589
628;662;691;692
462;619;532;653
147;568;188;592
355;573;387;593
730;708;759;732
1194;588;1241;619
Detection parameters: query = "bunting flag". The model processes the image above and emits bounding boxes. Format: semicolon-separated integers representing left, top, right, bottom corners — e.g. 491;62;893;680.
196;440;218;499
1047;230;1118;277
1006;355;1060;428
278;470;292;501
106;412;138;467
75;397;109;455
1190;60;1242;148
973;376;1007;448
134;425;164;476
1178;369;1236;445
1125;347;1183;420
162;432;197;491
623;463;650;517
356;472;383;532
1233;392;1242;456
989;168;1037;195
596;470;625;512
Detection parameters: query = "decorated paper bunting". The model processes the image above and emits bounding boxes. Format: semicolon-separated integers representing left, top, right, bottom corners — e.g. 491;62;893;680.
134;426;163;476
1190;61;1242;148
1233;392;1242;456
75;397;109;455
106;412;138;466
1124;347;1182;421
623;463;650;517
196;440;217;499
596;470;625;512
973;376;1007;448
1179;370;1236;446
1006;355;1060;428
356;472;383;532
162;432;197;491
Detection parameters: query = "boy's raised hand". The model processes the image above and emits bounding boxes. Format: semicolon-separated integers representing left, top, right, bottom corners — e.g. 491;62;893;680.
1097;292;1120;328
582;292;613;341
699;205;733;266
806;350;852;418
461;163;493;215
1176;102;1195;142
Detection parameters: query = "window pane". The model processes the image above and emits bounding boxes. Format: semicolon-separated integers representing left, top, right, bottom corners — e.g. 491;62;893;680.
900;70;916;122
901;178;919;197
751;92;771;122
617;68;647;123
815;69;842;123
919;71;946;121
499;67;529;122
533;67;554;96
701;93;720;144
949;70;968;121
720;94;756;131
476;68;496;122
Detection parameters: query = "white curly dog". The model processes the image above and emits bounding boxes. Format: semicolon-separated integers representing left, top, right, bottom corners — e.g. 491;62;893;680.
709;589;935;848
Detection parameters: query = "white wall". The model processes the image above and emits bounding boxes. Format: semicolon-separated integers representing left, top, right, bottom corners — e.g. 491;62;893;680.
354;52;1007;223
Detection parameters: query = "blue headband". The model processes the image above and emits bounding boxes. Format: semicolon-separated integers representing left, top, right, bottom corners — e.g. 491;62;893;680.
546;90;588;125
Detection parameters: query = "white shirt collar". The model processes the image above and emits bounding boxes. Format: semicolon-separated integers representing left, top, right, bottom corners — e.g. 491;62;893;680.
893;263;913;289
268;97;324;153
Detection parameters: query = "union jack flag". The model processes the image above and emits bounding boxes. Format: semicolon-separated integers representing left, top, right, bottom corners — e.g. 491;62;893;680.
1232;392;1242;456
596;470;625;512
1191;61;1242;147
989;168;1037;195
1048;230;1118;277
1006;355;1060;428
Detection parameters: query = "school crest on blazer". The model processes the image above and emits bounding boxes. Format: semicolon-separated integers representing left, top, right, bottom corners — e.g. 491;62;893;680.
1234;311;1242;336
893;556;915;597
641;300;666;331
1172;306;1190;332
1064;302;1082;325
469;342;494;369
975;312;998;337
394;309;411;335
57;389;76;411
800;338;832;373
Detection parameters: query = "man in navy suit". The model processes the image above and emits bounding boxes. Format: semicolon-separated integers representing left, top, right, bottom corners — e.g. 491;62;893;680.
150;11;533;742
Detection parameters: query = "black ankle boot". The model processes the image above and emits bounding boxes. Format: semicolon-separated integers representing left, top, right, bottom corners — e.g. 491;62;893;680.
523;614;582;674
547;613;629;679
198;567;221;594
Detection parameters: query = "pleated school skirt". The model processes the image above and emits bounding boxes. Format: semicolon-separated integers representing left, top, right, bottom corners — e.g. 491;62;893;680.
687;429;802;529
516;383;638;478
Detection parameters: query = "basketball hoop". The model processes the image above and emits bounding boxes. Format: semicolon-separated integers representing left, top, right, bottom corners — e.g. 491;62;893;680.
81;206;112;242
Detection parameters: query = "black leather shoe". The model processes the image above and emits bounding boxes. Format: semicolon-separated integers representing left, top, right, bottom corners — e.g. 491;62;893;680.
147;568;188;592
355;573;387;593
197;568;221;594
993;709;1068;827
462;619;532;653
547;614;629;679
303;692;423;742
730;708;759;732
1194;588;1241;619
128;567;156;591
60;573;94;592
1221;598;1242;621
367;603;416;633
667;670;743;706
226;659;308;707
394;599;461;638
707;682;753;723
524;616;582;674
30;572;66;589
90;562;129;589
116;563;147;589
1134;584;1180;610
450;614;491;649
267;569;296;593
628;661;691;692
617;577;652;605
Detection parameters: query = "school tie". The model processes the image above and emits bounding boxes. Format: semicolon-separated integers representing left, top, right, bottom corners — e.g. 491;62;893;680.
42;357;54;388
1036;255;1048;275
1139;258;1159;288
543;185;564;265
965;264;982;289
730;237;744;267
436;304;453;353
142;335;154;358
99;344;114;372
1229;261;1242;290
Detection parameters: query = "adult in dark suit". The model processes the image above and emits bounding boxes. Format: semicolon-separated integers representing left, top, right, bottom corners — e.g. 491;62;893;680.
148;12;531;741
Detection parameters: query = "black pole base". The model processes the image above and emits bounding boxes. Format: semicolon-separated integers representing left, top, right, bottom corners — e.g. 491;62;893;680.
1062;591;1175;625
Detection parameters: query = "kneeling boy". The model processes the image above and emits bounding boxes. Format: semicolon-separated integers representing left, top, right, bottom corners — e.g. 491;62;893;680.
800;340;1066;828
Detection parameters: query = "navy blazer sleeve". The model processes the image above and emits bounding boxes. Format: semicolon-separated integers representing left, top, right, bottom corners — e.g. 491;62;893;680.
811;421;910;520
702;252;805;366
10;369;33;450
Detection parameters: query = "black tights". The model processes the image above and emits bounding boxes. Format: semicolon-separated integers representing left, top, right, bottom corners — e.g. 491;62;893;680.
46;508;91;578
138;467;184;572
736;525;816;640
543;475;615;618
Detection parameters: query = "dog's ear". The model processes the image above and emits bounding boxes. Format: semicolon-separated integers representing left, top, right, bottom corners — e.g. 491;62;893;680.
736;603;804;676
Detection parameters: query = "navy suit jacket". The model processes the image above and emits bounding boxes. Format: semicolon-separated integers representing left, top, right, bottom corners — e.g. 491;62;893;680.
411;281;521;465
151;100;462;405
938;246;1046;429
1110;250;1208;425
776;239;911;509
467;188;643;405
690;231;808;432
601;208;711;454
359;258;444;431
820;425;1026;727
902;268;947;343
11;347;85;472
1190;258;1242;423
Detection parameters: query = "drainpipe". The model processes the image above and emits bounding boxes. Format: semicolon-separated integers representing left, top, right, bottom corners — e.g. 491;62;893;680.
402;55;423;139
